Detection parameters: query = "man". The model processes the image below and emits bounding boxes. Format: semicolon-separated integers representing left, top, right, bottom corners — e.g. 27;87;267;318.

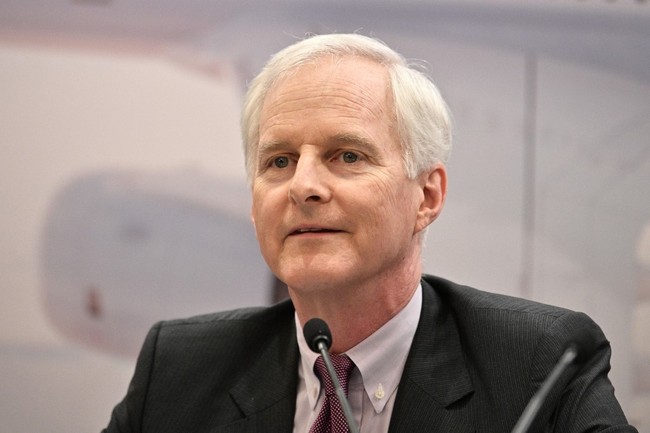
103;34;636;432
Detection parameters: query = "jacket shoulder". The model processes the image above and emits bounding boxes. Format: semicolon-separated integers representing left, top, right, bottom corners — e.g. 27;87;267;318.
158;299;294;331
149;299;296;356
422;273;572;317
421;273;607;380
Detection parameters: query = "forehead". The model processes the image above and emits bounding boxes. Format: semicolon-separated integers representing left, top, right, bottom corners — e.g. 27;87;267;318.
259;55;394;129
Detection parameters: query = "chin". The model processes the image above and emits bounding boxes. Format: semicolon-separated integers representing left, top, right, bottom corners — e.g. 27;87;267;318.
275;250;366;288
292;275;379;299
281;266;354;293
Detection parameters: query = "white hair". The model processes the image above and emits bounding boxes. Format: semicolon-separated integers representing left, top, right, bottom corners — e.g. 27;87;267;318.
241;33;452;183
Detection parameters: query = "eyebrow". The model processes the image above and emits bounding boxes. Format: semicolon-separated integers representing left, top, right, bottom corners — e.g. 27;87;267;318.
332;133;390;161
257;139;290;158
329;132;374;148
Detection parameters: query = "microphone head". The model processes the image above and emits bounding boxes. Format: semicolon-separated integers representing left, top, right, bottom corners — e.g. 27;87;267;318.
303;318;332;353
565;324;600;366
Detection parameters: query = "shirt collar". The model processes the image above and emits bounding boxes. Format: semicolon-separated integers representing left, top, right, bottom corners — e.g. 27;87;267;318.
295;284;422;413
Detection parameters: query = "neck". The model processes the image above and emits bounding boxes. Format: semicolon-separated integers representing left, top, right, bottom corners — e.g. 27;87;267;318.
291;265;421;354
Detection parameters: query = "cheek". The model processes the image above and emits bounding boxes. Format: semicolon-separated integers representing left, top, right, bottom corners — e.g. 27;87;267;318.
251;204;277;266
376;187;421;238
251;195;269;237
252;190;283;241
369;176;417;217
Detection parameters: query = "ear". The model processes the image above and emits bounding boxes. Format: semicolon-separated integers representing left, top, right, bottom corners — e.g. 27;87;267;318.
414;162;447;234
250;211;258;238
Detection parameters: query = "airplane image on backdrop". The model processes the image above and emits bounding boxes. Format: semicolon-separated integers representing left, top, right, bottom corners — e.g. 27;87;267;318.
0;1;648;431
40;169;286;357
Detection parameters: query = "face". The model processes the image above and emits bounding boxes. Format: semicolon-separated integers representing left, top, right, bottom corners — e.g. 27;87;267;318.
251;55;438;297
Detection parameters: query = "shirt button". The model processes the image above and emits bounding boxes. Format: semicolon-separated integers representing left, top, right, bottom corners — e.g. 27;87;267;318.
374;384;385;400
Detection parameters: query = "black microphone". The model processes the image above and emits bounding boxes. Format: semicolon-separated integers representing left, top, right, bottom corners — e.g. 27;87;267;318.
303;318;360;433
511;324;600;433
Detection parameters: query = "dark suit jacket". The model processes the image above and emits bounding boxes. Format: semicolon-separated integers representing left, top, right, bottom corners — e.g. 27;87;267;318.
103;274;636;432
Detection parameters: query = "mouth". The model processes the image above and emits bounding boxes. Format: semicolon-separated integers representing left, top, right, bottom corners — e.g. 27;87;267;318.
289;227;343;236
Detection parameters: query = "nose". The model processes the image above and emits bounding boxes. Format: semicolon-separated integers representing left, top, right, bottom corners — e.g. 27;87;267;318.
288;156;332;205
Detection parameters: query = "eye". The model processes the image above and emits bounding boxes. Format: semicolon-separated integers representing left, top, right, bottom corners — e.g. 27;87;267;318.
341;151;359;163
273;156;290;168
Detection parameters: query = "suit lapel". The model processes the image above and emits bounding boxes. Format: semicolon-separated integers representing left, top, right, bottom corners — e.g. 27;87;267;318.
224;307;300;433
388;279;475;433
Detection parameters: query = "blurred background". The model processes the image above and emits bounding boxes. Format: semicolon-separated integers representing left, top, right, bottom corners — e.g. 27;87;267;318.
1;1;648;431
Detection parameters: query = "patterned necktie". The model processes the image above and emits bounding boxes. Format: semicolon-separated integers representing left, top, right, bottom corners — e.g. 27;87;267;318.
309;354;355;433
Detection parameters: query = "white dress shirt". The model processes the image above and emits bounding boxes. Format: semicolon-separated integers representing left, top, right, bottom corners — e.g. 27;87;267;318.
292;285;422;433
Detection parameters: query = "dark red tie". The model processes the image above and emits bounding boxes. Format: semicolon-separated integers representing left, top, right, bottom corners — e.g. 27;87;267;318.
309;354;355;433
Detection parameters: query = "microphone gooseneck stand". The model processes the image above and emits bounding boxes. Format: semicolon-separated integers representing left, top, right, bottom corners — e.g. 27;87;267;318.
511;324;600;433
303;318;361;433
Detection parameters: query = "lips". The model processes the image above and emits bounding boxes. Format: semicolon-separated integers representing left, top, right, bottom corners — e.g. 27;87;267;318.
289;227;342;236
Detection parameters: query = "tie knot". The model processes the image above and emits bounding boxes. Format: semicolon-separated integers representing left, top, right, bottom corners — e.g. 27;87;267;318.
314;354;354;396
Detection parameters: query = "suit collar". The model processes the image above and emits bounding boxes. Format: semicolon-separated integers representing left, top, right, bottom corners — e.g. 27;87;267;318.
226;300;299;433
388;277;475;432
407;277;474;406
